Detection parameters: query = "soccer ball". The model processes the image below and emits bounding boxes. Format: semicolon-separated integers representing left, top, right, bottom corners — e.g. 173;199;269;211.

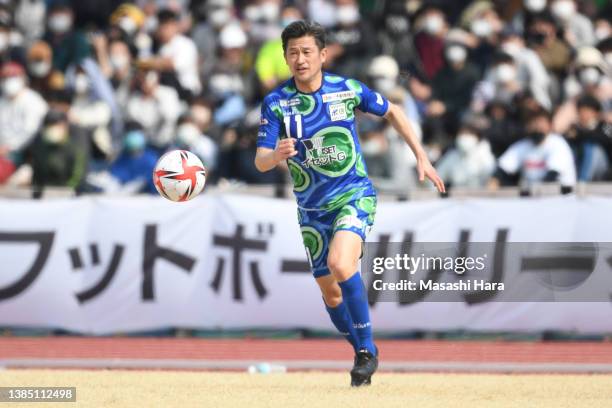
153;150;206;202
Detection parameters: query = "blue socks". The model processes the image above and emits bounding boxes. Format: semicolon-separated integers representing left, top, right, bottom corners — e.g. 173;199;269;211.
338;272;376;355
324;300;359;353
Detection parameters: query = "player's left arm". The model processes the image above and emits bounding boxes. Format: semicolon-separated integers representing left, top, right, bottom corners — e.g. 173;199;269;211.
384;103;446;193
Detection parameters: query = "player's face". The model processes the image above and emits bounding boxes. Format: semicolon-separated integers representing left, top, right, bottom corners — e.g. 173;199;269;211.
285;36;327;84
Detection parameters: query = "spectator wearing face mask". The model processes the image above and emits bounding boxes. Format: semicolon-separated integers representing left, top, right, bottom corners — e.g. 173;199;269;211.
554;47;611;134
254;5;301;94
174;114;219;178
593;9;611;45
109;125;160;194
326;0;378;81
102;39;133;111
0;15;26;66
459;1;504;75
436;118;496;189
490;108;576;191
66;63;115;162
191;0;235;79
499;28;552;111
13;0;46;46
207;23;251;127
243;0;283;45
429;35;480;134
368;55;422;128
26;40;63;100
525;13;572;80
511;0;548;35
549;0;596;48
413;6;448;80
137;8;201;99
43;1;91;72
483;99;523;158
308;0;338;28
566;95;612;181
471;52;523;113
27;109;86;192
106;3;152;60
0;62;48;163
375;0;422;74
126;68;182;150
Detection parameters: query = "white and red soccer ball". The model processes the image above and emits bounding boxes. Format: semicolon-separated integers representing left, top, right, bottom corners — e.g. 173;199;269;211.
153;150;206;202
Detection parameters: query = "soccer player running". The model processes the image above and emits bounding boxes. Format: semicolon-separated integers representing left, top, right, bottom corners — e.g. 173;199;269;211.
255;20;445;386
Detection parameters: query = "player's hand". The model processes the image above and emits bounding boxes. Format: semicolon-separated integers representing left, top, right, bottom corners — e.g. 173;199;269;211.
273;138;297;162
417;158;446;193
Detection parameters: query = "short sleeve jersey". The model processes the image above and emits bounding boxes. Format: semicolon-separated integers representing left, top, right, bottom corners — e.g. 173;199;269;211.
257;73;389;211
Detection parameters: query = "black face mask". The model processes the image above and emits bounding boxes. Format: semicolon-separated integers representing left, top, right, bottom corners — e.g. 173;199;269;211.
528;131;546;144
527;31;546;46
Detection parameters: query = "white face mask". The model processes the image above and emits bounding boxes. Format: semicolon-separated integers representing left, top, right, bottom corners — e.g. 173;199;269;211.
456;133;478;153
423;15;443;35
446;45;467;63
501;42;522;59
470;19;492;38
551;0;575;21
209;8;231;28
2;76;24;97
29;61;51;78
110;54;130;71
373;77;396;94
524;0;547;13
144;71;158;88
118;16;138;36
259;2;280;23
177;123;201;146
74;74;89;94
495;64;516;83
579;67;601;86
43;124;68;144
336;5;360;25
595;26;610;42
0;33;8;52
49;13;72;34
144;17;158;33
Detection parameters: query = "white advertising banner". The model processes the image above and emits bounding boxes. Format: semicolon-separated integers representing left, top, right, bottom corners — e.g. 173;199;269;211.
0;194;611;335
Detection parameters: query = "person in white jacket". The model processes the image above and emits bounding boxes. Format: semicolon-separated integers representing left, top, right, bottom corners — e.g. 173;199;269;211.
0;62;48;161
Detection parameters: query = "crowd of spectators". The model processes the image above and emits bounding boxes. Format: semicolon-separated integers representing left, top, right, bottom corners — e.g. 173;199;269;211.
0;0;609;196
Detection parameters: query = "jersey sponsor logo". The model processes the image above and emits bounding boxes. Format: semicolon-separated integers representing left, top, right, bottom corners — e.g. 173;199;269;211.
329;102;348;121
279;97;301;108
260;117;268;125
257;130;267;139
335;214;364;230
301;136;347;168
322;90;355;103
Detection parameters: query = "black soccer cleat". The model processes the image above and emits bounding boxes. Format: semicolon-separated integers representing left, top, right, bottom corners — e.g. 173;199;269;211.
350;347;378;387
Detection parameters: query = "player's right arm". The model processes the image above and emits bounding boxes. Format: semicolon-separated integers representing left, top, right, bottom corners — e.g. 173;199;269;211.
255;140;297;172
254;96;297;172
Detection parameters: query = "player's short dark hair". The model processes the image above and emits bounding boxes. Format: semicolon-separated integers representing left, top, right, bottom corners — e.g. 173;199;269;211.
281;20;326;54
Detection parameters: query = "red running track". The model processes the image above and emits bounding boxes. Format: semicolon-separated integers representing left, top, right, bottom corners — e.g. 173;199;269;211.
1;338;611;364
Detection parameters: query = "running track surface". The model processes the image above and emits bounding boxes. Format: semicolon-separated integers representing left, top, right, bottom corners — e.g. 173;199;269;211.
1;338;611;373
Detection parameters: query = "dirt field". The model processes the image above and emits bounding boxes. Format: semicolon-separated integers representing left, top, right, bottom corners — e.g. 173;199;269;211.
1;370;611;408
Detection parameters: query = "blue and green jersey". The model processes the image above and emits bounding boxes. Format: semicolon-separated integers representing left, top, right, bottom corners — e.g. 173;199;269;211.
257;73;389;211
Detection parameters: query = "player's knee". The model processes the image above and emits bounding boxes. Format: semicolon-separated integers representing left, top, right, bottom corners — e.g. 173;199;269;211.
327;253;352;279
322;292;342;307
